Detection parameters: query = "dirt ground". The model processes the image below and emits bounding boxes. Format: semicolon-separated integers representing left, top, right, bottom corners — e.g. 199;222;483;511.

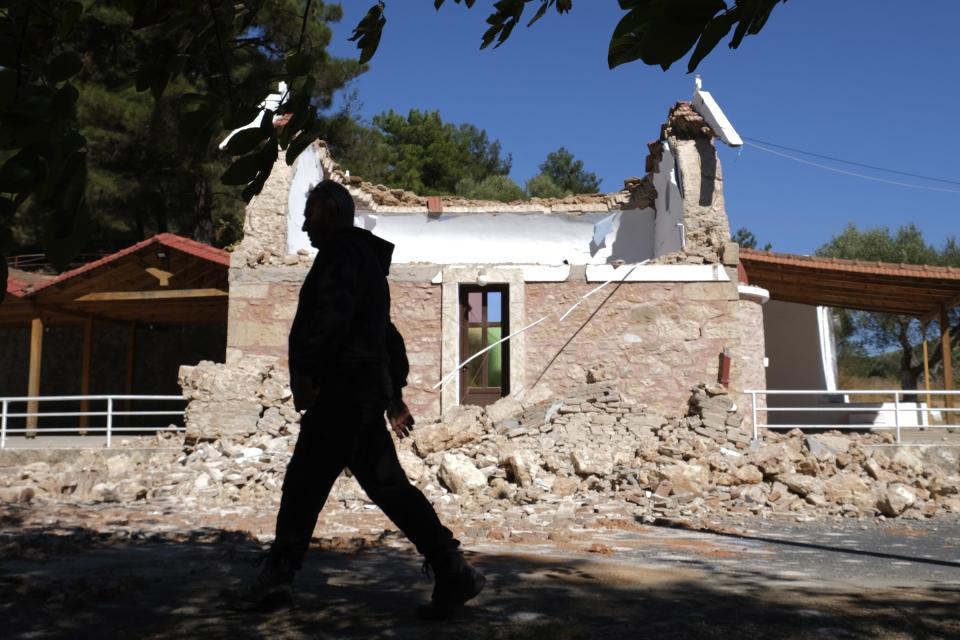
2;500;959;639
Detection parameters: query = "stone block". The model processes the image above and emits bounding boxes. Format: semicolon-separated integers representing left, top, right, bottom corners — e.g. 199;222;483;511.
570;449;615;478
438;453;487;494
185;399;262;441
656;463;710;498
501;450;537;488
877;483;917;517
413;406;485;456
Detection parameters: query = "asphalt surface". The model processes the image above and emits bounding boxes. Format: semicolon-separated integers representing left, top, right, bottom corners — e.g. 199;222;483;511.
2;505;958;639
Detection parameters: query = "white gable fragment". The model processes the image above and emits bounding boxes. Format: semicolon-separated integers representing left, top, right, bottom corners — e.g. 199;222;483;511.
692;77;742;147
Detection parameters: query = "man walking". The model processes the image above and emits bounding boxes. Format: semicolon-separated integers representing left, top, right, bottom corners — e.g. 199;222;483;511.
233;180;484;618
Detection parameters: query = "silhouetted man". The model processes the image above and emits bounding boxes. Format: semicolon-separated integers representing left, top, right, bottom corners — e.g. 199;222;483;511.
233;180;484;618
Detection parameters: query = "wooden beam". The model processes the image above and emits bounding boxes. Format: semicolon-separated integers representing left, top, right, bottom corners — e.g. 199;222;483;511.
922;290;960;324
26;316;43;437
942;305;954;410
74;288;227;302
124;322;136;426
80;318;93;433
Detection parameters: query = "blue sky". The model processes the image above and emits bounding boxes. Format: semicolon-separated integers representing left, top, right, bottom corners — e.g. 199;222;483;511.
324;1;959;256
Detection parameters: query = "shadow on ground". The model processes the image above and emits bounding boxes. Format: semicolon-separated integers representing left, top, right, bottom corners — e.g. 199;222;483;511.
1;505;958;639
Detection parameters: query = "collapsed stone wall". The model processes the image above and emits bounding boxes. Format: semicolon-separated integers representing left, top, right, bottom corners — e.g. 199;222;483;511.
524;279;761;422
5;373;958;522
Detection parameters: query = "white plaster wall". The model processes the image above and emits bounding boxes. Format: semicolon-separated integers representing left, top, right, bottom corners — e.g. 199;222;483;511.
288;209;655;266
764;300;842;423
651;142;686;257
286;144;323;254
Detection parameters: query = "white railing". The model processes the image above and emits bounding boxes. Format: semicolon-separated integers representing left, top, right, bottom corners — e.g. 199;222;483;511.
746;389;960;444
0;395;187;448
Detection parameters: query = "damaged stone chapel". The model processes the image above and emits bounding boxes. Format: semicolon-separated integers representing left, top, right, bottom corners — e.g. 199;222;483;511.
182;84;766;443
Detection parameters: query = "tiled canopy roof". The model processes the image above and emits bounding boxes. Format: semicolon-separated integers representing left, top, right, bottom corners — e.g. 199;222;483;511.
1;234;229;326
740;248;960;319
27;233;228;296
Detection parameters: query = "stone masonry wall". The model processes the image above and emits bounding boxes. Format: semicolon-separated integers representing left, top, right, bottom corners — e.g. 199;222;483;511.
523;279;762;423
670;137;731;264
226;266;305;366
389;281;443;420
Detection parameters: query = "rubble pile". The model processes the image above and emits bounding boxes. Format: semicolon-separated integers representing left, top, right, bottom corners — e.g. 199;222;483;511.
2;378;958;523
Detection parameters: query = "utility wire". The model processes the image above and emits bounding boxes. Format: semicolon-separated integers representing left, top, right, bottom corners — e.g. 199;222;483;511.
742;136;960;186
744;141;960;194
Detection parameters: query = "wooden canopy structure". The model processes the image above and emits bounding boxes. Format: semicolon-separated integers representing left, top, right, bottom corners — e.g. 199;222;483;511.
2;234;229;433
740;248;960;406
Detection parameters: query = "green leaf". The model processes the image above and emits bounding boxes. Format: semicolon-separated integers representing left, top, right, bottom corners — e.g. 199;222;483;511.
225;102;263;129
150;70;171;101
57;2;84;40
688;11;735;72
239;144;278;201
0;150;46;194
49;83;80;119
285;52;313;77
527;2;549;27
0;196;14;220
608;0;725;70
350;2;387;64
220;153;263;186
285;126;322;166
224;127;267;156
46;52;83;84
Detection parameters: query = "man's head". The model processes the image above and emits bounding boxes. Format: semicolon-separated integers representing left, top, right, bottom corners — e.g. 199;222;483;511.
302;180;355;247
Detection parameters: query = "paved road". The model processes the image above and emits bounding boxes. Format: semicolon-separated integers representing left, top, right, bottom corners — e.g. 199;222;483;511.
2;505;958;639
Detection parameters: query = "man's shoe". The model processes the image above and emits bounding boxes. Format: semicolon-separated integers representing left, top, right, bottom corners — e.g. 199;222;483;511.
418;548;486;620
224;555;295;612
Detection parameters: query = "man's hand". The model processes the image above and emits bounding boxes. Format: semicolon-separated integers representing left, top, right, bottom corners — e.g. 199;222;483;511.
387;399;415;439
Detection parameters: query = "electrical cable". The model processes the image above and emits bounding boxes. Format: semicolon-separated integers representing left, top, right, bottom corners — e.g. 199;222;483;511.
742;136;960;186
743;141;960;194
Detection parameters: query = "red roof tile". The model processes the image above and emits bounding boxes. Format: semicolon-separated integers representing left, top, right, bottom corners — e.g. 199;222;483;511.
740;248;960;280
27;233;229;296
5;276;29;298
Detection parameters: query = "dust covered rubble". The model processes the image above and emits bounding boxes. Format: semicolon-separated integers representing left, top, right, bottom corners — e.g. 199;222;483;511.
2;373;959;524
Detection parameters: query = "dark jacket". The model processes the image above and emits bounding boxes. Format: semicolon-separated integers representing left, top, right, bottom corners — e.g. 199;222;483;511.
288;227;409;410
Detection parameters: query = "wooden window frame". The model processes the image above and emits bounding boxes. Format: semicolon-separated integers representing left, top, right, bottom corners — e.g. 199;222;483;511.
459;284;510;406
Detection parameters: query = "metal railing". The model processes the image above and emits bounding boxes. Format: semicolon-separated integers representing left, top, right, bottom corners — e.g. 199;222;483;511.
746;389;960;444
0;395;187;448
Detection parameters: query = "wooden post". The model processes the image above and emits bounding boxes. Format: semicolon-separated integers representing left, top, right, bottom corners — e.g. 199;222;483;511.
124;322;136;426
79;318;93;434
26;316;44;438
922;322;933;426
942;305;954;410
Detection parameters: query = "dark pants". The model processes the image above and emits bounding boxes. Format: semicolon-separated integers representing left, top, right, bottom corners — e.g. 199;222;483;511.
270;381;455;570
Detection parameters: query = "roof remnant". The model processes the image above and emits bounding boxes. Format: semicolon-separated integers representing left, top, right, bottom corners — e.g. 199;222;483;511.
314;141;658;214
662;101;715;140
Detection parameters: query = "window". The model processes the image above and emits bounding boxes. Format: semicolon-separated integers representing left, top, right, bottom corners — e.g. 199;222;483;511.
459;285;510;406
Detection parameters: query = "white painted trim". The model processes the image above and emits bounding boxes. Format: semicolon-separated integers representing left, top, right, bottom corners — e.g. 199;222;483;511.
692;88;743;147
522;265;571;282
585;263;731;283
737;284;770;304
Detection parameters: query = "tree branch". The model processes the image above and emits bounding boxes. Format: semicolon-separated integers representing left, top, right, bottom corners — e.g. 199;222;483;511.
296;0;314;54
207;0;233;106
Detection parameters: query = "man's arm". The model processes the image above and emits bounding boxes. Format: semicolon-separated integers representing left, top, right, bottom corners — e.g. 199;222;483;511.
385;321;414;438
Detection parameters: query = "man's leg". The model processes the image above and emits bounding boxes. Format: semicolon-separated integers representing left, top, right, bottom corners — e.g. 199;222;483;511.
271;411;352;569
348;416;454;554
348;415;485;617
229;408;348;610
